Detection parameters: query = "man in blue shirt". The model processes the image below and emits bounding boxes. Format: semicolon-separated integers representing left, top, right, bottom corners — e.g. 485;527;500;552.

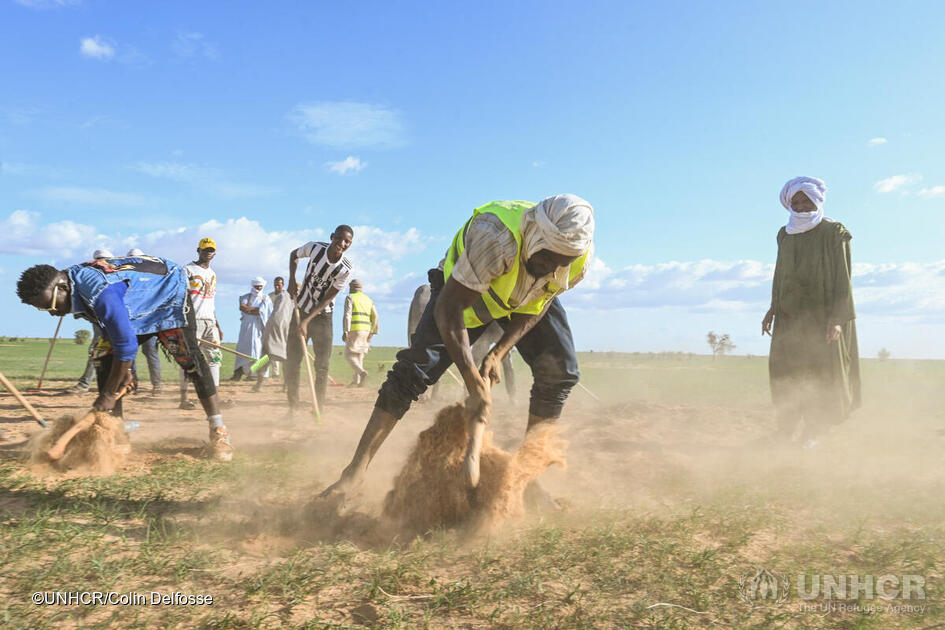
16;255;234;461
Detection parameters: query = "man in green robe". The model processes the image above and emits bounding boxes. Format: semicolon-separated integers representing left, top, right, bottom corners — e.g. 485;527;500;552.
762;176;861;447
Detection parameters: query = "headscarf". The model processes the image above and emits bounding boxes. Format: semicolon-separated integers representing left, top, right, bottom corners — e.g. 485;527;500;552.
779;176;828;234
251;277;265;290
349;279;363;291
520;194;595;258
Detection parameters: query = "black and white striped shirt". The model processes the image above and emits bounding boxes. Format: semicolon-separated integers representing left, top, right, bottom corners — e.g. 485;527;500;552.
295;241;353;314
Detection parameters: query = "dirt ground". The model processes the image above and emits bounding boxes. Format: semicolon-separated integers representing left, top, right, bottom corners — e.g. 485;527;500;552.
2;366;943;628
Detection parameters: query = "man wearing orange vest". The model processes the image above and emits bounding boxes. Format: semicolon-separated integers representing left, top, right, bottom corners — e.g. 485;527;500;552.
322;195;594;498
342;279;378;386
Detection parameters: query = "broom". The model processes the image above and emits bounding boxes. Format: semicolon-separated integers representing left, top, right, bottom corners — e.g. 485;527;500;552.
197;338;270;373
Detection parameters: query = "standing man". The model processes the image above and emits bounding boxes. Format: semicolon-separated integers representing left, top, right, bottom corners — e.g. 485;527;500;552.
258;276;292;390
322;195;594;497
64;248;113;394
16;255;235;460
342;279;378;386
128;248;163;395
762;177;861;448
179;238;224;410
286;226;354;413
233;278;272;380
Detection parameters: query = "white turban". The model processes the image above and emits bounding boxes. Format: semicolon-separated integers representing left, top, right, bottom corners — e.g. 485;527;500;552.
251;276;265;288
126;248;144;257
779;176;828;234
521;194;595;258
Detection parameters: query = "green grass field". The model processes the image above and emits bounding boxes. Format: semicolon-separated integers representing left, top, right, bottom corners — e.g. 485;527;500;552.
1;339;943;628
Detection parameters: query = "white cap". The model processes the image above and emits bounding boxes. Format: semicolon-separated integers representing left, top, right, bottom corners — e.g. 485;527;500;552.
252;276;265;287
92;248;114;259
126;248;144;256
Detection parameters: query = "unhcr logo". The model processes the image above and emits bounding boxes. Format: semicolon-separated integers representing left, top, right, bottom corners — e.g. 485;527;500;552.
738;568;790;606
737;569;927;610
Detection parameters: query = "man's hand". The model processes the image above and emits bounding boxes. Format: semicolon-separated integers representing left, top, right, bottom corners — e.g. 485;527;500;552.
288;278;299;299
465;379;492;423
93;365;135;411
762;308;775;336
298;317;309;339
342;332;348;342
826;324;842;343
479;349;503;388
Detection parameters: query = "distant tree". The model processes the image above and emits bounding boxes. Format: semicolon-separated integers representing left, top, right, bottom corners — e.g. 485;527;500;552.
707;331;736;359
877;348;891;362
75;329;91;345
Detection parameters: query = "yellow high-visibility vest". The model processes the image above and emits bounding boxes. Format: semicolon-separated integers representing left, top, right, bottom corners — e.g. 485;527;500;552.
442;200;589;328
349;292;374;332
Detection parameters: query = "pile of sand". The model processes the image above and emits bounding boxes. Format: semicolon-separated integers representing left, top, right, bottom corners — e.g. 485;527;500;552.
27;411;129;474
381;403;567;536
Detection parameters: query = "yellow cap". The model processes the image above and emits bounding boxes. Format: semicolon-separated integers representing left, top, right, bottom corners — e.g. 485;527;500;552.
198;237;217;250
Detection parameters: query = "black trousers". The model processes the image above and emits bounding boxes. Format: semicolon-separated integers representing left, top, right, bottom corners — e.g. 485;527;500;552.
377;275;579;420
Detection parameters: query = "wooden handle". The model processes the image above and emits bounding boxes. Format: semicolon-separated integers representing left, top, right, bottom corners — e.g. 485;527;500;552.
0;371;48;428
45;410;97;460
295;306;320;419
37;316;64;390
197;338;254;360
45;386;130;461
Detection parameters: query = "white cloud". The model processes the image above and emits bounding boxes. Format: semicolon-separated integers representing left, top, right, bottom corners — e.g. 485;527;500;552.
868;137;887;147
172;32;219;60
79;35;115;60
32;186;147;206
132;161;276;198
873;173;922;194
0;210;104;256
289;101;405;148
327;156;366;175
566;257;945;319
0;211;429;300
918;186;945;199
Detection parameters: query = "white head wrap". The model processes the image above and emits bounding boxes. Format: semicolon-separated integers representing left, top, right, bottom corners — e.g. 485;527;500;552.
251;276;265;289
126;248;144;257
92;248;114;259
521;194;595;258
779;176;828;234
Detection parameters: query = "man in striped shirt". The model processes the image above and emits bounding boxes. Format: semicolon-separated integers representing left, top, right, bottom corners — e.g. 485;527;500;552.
285;225;354;411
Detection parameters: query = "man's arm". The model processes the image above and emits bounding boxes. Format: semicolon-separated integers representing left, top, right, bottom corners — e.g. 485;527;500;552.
287;248;302;298
433;278;488;396
478;300;555;387
299;286;340;335
91;283;138;410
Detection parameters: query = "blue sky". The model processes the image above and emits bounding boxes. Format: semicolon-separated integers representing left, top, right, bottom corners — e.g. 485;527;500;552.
2;0;944;358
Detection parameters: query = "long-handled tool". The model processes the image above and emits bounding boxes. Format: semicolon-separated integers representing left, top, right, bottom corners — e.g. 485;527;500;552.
0;371;48;428
197;338;270;373
46;385;131;461
295;306;321;420
36;315;64;391
576;382;602;403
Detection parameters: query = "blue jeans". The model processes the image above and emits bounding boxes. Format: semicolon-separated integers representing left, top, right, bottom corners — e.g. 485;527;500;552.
376;280;579;420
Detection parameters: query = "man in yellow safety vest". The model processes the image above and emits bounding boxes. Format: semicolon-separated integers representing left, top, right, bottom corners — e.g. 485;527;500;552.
321;194;595;499
342;279;378;386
